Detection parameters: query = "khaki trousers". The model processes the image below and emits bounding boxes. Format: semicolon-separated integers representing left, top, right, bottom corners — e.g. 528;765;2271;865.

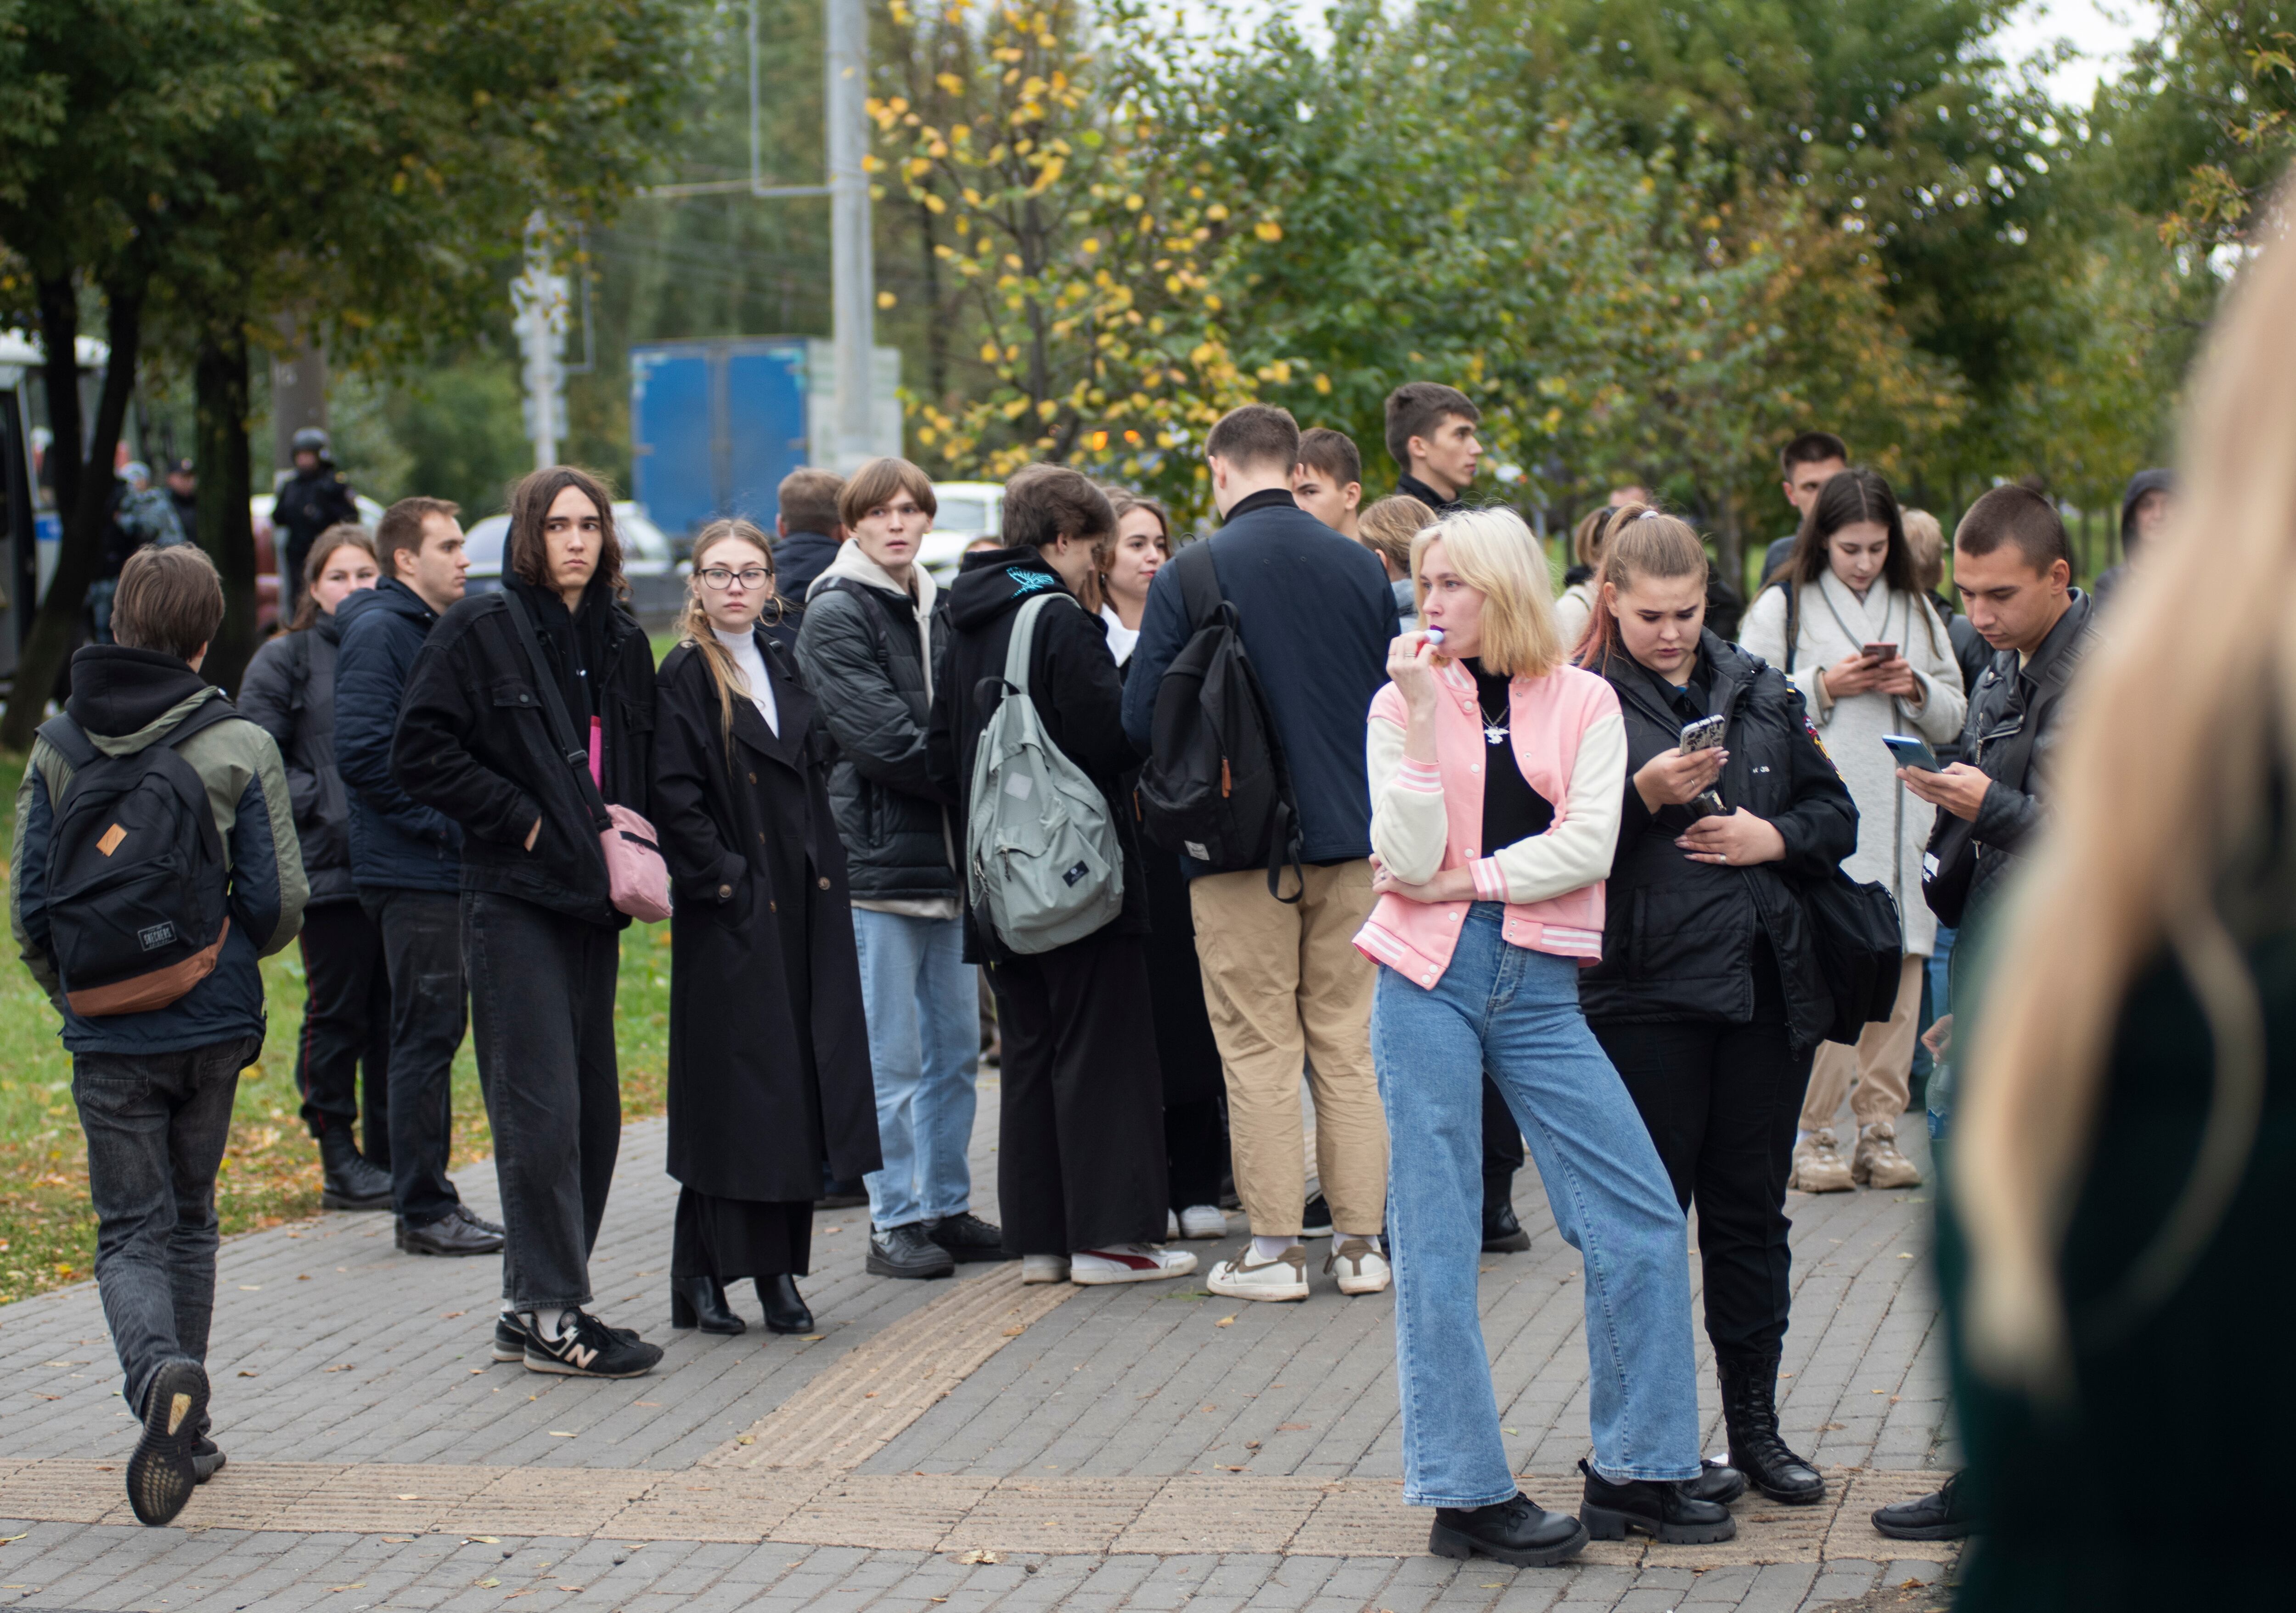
1799;955;1924;1135
1189;860;1388;1238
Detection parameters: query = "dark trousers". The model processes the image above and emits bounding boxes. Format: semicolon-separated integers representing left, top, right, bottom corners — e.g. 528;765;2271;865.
465;890;622;1313
987;929;1169;1255
73;1034;262;1421
294;901;392;1161
1166;1096;1228;1211
361;888;467;1225
1483;1075;1525;1214
1593;1013;1813;1360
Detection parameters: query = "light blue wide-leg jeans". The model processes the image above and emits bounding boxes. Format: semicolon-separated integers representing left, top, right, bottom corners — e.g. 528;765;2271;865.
852;908;980;1229
1373;903;1702;1506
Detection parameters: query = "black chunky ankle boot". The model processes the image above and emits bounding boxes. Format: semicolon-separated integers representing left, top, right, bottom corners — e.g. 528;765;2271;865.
1428;1491;1587;1567
1717;1353;1824;1505
670;1276;745;1334
1576;1459;1736;1544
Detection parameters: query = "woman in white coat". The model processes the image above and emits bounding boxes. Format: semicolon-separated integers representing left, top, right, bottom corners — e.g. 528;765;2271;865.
1739;468;1964;1193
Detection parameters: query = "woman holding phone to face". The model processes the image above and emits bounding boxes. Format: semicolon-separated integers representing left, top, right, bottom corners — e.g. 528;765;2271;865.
652;519;882;1336
1574;506;1858;1507
1739;469;1964;1194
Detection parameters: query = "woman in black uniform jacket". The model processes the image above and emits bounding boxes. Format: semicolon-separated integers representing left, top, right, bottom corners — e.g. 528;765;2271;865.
1572;507;1858;1506
652;518;883;1334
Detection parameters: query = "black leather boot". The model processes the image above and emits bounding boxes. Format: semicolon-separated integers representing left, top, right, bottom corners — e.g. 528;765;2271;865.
1717;1353;1824;1505
758;1275;814;1335
318;1129;393;1211
1481;1200;1532;1253
1684;1456;1746;1505
1428;1491;1587;1567
670;1276;745;1335
1576;1459;1736;1544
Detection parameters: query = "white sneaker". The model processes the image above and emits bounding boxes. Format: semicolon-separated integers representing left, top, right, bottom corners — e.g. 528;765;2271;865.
1070;1244;1199;1285
1178;1203;1228;1240
1206;1244;1310;1302
1021;1254;1071;1284
1325;1237;1390;1295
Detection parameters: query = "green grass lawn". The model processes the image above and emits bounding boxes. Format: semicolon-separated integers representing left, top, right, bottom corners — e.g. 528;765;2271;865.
0;751;674;1307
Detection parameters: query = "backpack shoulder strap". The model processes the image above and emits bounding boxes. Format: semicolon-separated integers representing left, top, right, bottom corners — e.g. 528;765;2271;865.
34;714;98;770
1002;592;1075;695
1170;540;1225;633
1783;580;1800;677
162;693;245;752
499;590;612;832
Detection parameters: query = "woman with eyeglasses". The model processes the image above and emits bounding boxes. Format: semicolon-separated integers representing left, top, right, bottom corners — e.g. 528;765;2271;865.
652;518;882;1335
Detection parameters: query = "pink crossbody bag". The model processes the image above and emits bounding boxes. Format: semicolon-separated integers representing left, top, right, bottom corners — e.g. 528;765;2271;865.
502;590;674;922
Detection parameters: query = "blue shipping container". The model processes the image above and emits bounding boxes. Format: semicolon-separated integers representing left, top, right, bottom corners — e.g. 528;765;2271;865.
630;339;809;536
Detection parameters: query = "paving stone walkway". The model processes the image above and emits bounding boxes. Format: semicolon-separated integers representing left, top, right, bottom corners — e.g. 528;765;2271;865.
0;1078;1956;1611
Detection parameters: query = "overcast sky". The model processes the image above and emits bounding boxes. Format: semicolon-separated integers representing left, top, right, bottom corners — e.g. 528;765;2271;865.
1992;0;2156;106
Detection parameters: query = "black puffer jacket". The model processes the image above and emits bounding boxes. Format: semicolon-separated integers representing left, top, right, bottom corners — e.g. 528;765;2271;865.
391;577;658;928
794;568;960;906
926;547;1149;963
1578;631;1859;1049
239;611;356;906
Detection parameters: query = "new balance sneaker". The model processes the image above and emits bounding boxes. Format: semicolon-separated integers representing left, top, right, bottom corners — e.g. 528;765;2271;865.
126;1358;208;1526
1324;1237;1391;1295
523;1310;664;1378
1177;1204;1228;1240
1070;1244;1199;1285
495;1310;639;1362
1206;1244;1310;1302
1021;1254;1072;1284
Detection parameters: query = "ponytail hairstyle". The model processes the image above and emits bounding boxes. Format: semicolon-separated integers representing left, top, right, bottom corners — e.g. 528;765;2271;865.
679;518;778;753
1570;505;1612;571
1574;504;1708;669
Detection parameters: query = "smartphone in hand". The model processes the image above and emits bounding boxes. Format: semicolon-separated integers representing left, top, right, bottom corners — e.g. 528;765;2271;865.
1678;715;1728;754
1883;733;1941;772
1861;642;1900;662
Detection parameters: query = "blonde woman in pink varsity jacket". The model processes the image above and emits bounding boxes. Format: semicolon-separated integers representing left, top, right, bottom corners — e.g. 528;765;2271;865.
1359;509;1733;1570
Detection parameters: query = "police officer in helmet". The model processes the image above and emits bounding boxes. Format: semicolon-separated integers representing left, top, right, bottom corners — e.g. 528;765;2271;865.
273;427;360;616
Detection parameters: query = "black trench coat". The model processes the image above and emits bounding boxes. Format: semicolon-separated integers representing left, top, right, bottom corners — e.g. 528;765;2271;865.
653;633;882;1200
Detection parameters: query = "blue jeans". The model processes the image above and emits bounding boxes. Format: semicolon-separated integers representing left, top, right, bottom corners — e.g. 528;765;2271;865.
1373;905;1701;1506
1928;925;1959;1140
853;909;980;1230
73;1034;262;1420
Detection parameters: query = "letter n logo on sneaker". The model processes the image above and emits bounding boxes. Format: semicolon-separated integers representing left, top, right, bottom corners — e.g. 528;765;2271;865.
566;1340;597;1369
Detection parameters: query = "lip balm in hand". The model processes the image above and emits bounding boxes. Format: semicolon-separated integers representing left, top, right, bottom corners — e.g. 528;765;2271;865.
1424;627;1446;646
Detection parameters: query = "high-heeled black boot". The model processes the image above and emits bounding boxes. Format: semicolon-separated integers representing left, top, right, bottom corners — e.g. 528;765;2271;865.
670;1275;745;1334
758;1275;813;1335
1717;1352;1824;1504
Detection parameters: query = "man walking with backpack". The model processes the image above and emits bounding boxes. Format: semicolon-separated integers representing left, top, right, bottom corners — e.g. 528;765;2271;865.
1123;404;1399;1303
10;544;308;1527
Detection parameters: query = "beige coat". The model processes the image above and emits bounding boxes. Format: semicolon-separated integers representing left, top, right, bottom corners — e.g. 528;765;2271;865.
1739;573;1966;956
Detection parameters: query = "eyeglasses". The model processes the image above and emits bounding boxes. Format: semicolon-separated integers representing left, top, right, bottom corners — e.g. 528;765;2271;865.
699;567;772;590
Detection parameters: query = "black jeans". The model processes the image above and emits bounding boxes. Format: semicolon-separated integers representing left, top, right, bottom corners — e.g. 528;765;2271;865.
294;901;392;1161
73;1034;262;1420
987;929;1168;1255
464;890;622;1313
361;888;468;1225
1593;1003;1813;1360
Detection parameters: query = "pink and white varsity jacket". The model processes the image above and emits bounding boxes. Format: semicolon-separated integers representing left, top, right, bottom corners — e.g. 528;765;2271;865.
1354;660;1627;989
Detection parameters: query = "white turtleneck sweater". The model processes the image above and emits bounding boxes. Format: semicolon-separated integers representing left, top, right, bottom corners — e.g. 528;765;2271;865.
713;624;780;736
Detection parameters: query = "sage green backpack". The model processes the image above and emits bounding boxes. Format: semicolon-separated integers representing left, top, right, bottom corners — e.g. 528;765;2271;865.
966;592;1125;954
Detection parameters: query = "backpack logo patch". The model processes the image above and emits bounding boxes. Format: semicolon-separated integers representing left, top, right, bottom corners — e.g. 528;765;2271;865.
1061;860;1090;887
97;824;126;857
138;922;178;952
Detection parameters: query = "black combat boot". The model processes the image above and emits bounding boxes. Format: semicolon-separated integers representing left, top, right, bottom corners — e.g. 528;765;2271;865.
1717;1353;1825;1505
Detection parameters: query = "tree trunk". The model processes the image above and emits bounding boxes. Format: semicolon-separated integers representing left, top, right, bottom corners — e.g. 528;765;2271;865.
195;330;260;695
0;275;146;751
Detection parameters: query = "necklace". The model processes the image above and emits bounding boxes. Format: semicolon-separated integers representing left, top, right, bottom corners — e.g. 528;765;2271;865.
1476;679;1509;746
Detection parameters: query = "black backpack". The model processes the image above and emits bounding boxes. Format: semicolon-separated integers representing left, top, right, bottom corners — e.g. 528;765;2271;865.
36;697;240;1017
1133;541;1304;901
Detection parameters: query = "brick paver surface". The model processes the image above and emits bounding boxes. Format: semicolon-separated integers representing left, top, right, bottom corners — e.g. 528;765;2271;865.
0;1077;1953;1610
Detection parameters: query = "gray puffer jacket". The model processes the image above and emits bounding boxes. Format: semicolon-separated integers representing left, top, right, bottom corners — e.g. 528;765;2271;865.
794;548;960;906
